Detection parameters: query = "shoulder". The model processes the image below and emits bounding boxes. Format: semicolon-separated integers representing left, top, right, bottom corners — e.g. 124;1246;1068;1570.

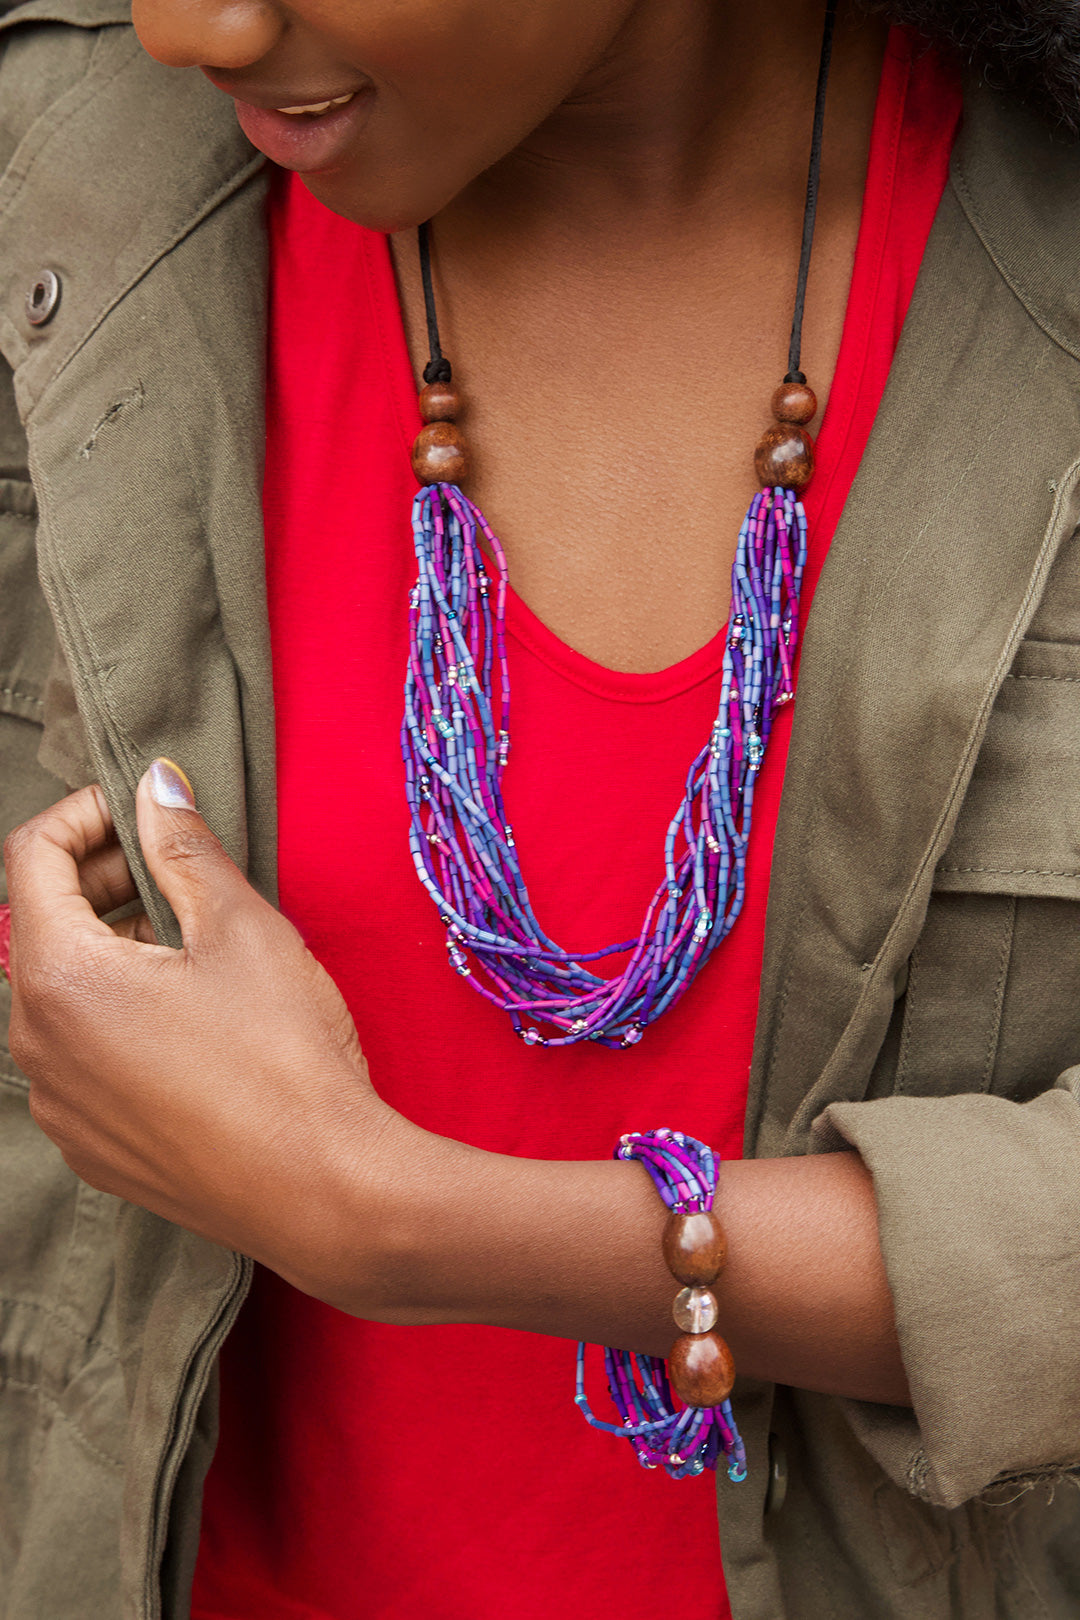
0;2;262;410
0;3;247;201
952;76;1080;361
0;0;132;160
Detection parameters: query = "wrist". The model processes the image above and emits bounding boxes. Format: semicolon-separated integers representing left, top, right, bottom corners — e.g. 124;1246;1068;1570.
286;1078;462;1317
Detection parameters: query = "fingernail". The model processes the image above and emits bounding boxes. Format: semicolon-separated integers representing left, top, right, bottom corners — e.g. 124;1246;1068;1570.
148;757;196;811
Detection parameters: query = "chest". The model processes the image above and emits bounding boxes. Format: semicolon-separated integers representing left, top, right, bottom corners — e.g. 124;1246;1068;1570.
391;227;859;673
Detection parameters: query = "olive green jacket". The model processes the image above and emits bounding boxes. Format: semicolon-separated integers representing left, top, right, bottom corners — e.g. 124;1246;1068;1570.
5;7;1080;1618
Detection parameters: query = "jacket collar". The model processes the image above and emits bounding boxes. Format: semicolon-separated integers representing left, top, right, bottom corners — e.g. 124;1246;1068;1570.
0;0;129;28
0;24;263;414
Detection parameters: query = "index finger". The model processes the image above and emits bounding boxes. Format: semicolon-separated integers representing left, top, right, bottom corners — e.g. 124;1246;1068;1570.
4;785;122;954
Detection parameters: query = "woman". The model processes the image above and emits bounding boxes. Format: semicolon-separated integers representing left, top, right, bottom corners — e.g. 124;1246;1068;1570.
3;0;1080;1615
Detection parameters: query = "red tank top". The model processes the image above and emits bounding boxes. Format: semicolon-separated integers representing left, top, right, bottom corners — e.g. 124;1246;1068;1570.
192;34;959;1620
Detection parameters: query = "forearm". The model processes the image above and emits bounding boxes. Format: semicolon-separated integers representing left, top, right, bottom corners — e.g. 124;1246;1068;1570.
6;784;907;1410
304;1101;910;1408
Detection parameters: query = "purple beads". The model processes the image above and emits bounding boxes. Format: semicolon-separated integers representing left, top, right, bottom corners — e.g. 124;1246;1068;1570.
574;1130;747;1482
402;482;806;1047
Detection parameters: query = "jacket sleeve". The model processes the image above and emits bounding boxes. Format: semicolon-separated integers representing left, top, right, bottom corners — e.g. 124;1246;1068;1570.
813;1068;1080;1509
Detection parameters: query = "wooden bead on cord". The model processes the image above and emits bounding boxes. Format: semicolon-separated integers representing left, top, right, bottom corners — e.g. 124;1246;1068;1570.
419;380;461;423
754;422;814;491
770;379;817;424
754;374;817;491
413;365;469;485
412;420;469;486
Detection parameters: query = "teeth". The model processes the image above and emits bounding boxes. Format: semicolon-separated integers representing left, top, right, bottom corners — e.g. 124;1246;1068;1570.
277;92;355;116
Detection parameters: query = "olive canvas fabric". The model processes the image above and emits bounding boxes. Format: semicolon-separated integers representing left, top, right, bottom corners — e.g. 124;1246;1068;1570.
4;8;1080;1617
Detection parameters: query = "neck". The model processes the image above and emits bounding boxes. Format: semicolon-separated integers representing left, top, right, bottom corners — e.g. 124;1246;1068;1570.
453;0;886;236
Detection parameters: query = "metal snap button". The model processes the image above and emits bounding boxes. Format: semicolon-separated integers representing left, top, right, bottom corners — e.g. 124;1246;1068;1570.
26;270;61;327
764;1432;788;1516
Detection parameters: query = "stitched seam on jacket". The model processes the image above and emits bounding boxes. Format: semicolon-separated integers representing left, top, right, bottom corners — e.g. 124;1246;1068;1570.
938;865;1080;879
0;1371;123;1469
0;687;43;708
0;29;132;224
981;897;1014;1091
48;149;266;394
949;168;1080;362
0;1293;119;1360
30;483;145;800
142;1253;253;1618
894;936;922;1095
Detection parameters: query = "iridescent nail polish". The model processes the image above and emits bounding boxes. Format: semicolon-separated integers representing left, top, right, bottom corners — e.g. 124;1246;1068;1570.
147;757;196;810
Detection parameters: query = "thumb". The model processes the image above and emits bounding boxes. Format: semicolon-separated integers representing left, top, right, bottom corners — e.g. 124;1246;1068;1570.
136;758;249;943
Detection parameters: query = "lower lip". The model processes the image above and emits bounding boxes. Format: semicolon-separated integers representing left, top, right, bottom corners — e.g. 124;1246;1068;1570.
233;92;374;172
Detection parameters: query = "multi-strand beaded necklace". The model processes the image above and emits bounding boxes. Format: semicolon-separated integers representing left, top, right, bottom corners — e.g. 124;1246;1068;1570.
401;0;834;1051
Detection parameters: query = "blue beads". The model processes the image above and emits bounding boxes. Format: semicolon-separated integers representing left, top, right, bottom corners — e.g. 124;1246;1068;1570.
401;482;806;1047
575;1131;748;1484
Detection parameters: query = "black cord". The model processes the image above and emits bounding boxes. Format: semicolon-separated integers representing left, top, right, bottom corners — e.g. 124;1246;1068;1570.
418;221;452;385
786;0;839;385
418;0;837;392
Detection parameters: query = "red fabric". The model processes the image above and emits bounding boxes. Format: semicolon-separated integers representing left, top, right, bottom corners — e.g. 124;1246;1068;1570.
192;34;959;1620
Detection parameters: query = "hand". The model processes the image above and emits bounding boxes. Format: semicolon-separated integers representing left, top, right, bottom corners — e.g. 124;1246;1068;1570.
4;765;908;1401
4;761;397;1297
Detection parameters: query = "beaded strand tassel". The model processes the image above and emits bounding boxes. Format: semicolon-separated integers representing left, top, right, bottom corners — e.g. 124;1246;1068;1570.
402;1;836;1049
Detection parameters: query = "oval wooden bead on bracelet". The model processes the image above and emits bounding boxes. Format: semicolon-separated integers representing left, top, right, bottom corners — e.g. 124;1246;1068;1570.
412;420;469;486
668;1329;737;1408
662;1208;727;1287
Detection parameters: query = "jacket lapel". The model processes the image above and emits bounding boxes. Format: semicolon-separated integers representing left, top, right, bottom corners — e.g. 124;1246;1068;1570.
748;84;1080;1156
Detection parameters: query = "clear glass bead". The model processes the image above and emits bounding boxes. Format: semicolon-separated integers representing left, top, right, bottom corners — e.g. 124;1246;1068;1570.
672;1286;719;1334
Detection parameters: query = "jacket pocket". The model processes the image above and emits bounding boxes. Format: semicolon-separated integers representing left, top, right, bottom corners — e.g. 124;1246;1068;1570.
935;637;1080;900
888;637;1080;1104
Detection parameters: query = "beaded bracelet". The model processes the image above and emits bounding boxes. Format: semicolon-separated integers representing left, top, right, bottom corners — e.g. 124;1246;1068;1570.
575;1129;747;1482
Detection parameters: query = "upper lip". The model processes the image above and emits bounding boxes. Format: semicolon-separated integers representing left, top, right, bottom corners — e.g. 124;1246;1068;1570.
202;70;371;109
